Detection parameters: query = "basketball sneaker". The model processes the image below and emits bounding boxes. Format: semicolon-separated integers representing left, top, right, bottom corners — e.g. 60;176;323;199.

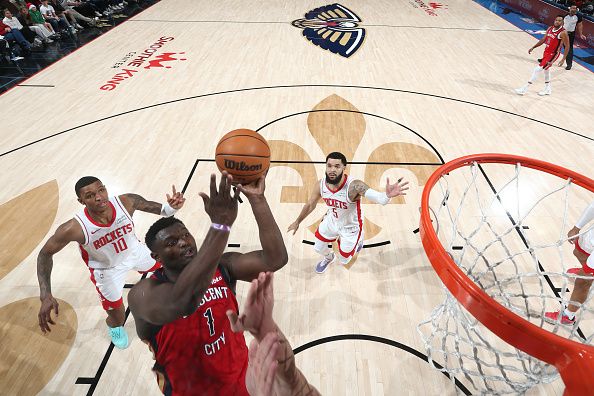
538;85;552;96
315;253;335;274
514;86;528;95
108;326;129;349
544;310;575;325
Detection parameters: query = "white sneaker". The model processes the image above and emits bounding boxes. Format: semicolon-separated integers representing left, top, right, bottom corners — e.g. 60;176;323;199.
10;55;24;61
315;253;335;274
514;86;527;95
538;86;552;96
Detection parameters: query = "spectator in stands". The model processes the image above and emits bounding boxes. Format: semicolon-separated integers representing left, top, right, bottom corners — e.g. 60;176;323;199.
18;7;54;43
3;9;40;46
28;4;56;36
58;0;98;29
0;18;31;56
563;4;587;69
39;0;74;34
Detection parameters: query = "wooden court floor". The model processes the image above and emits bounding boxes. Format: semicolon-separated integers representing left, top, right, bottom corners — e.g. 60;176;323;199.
0;0;593;395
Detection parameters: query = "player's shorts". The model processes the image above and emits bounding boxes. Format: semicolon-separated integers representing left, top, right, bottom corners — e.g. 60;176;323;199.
315;215;363;261
576;228;594;275
539;51;560;70
88;243;161;310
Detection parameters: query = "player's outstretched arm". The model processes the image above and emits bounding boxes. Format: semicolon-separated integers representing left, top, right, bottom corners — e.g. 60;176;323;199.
528;36;546;53
128;173;238;326
348;178;409;203
287;182;321;235
221;176;289;282
37;219;85;333
229;272;320;396
120;185;185;217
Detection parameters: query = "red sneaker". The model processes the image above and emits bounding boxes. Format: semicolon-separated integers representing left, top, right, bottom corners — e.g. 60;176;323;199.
544;310;575;325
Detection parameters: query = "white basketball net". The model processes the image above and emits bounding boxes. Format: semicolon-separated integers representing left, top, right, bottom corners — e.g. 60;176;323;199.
417;161;594;395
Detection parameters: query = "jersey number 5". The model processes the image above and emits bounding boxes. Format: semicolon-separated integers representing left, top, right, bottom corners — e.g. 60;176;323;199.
332;207;338;218
203;307;215;336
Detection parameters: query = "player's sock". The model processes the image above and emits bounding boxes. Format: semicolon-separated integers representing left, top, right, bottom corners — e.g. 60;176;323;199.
544;69;550;83
324;252;334;261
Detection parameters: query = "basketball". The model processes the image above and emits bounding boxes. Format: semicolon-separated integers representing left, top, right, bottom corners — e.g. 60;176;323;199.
215;129;270;184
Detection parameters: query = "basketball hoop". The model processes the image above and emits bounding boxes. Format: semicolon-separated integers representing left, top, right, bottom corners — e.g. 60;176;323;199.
418;153;594;395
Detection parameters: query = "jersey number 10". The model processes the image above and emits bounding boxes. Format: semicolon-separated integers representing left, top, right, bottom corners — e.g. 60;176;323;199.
111;237;128;254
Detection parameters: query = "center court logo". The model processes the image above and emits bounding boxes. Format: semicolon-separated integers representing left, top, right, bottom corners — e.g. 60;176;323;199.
99;37;187;91
291;3;365;58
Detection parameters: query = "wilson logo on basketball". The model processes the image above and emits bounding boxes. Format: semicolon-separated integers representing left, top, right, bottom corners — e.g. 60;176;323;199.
223;160;263;172
292;4;365;58
99;37;187;91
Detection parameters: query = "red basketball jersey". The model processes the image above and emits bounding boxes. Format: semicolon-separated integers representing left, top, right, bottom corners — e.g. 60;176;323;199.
544;26;565;54
147;267;249;396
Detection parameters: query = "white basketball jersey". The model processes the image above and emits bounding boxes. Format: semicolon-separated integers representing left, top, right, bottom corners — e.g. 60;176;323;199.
320;175;362;227
74;196;142;270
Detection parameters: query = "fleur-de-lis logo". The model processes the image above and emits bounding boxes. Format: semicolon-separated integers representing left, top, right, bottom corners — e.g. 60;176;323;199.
268;94;441;240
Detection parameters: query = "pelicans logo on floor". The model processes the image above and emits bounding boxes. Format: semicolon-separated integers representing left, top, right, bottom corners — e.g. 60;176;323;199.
292;3;365;58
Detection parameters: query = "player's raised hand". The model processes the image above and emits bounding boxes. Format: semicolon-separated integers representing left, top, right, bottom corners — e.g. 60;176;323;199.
238;174;266;200
199;172;240;226
227;272;275;339
528;48;533;54
567;226;580;244
166;185;186;209
385;177;409;198
38;295;59;333
245;334;279;396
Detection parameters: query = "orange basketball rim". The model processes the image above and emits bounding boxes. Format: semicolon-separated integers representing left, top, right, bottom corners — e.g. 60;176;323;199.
419;153;594;396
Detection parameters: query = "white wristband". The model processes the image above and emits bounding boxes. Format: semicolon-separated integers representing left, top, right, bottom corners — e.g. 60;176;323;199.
575;201;594;229
161;202;178;217
211;223;231;232
364;188;390;205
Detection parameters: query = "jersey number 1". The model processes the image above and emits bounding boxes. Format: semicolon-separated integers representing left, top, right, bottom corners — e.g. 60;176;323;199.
203;307;215;336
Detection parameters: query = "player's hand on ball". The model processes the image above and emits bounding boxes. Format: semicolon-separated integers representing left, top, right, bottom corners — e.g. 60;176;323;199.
287;221;299;235
199;172;240;226
567;226;580;244
385;177;410;198
238;174;266;199
166;185;186;209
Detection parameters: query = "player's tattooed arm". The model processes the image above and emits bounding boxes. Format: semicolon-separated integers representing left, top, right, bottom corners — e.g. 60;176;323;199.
37;219;84;333
120;193;162;216
121;186;185;217
348;179;370;202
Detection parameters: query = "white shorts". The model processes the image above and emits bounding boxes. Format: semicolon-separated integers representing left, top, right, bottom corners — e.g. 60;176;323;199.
315;215;363;260
577;228;594;273
89;243;159;310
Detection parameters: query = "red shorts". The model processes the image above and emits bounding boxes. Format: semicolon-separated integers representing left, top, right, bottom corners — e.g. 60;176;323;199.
539;51;560;70
576;241;594;275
